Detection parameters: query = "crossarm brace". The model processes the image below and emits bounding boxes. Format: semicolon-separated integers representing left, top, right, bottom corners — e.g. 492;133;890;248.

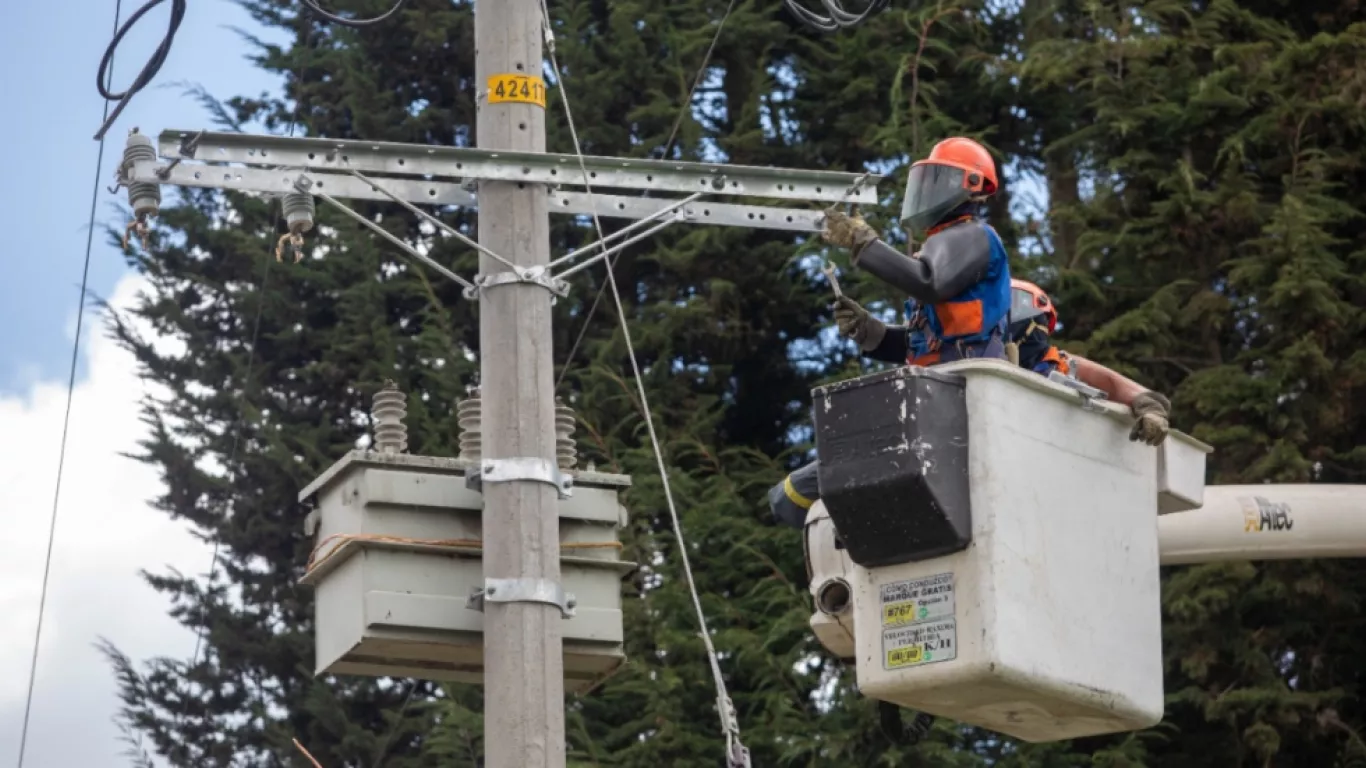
305;177;477;293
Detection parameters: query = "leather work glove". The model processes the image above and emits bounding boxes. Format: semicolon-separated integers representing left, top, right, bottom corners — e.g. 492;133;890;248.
1129;391;1171;446
833;296;887;351
821;209;879;262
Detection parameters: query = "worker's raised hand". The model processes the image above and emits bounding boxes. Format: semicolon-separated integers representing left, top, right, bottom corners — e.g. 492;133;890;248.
1128;391;1170;446
833;296;886;351
821;209;878;260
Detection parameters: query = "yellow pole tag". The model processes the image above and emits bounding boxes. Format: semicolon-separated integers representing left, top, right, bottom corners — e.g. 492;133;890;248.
487;74;547;108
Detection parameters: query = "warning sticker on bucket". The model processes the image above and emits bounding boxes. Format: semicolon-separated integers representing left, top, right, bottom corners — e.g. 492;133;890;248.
879;572;955;629
882;619;958;669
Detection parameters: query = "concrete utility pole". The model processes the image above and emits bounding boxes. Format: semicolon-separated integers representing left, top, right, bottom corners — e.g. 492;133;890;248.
474;2;565;766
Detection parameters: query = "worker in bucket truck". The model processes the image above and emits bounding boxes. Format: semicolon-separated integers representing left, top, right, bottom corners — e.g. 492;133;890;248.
1007;278;1172;447
768;136;1013;530
768;280;1176;530
821;136;1013;368
768;280;1175;527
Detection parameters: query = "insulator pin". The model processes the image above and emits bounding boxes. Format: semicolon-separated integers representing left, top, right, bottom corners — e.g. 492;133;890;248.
457;387;483;464
372;380;409;454
555;398;578;470
123;129;161;218
276;188;317;263
121;128;161;250
283;189;316;234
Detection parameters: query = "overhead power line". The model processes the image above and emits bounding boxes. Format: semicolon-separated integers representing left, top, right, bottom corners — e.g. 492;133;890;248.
18;3;126;766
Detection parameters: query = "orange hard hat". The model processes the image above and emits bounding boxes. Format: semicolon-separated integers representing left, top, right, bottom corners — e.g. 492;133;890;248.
1010;278;1057;335
900;137;1000;233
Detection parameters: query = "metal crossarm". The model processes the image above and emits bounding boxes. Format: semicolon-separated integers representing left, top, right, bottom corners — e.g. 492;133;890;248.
154;129;881;206
128;160;842;233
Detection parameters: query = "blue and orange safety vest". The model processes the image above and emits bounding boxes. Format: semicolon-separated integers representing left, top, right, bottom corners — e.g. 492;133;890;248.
901;216;1012;366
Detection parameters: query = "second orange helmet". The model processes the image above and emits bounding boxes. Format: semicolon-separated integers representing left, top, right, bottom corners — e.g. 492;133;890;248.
1010;278;1057;334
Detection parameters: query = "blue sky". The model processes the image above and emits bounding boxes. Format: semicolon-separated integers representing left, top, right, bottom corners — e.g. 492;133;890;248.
0;5;284;764
0;0;285;394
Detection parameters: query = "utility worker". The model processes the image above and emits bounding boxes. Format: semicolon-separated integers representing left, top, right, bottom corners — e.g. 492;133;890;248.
821;136;1012;366
769;137;1013;529
1006;277;1070;374
1008;278;1172;446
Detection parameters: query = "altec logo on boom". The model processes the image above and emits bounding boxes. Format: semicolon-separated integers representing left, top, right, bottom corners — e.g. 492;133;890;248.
1239;496;1295;532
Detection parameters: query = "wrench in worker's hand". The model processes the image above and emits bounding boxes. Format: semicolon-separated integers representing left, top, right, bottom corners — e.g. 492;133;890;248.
822;260;843;300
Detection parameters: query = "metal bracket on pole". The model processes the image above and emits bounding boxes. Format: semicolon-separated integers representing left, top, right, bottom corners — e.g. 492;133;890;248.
154;129;205;181
464;266;571;300
1048;371;1109;412
465;457;573;499
466;577;577;619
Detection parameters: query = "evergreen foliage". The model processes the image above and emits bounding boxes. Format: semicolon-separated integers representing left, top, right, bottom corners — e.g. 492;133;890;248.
102;0;1365;765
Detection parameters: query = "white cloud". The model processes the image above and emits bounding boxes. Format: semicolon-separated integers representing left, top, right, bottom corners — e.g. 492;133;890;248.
0;272;210;768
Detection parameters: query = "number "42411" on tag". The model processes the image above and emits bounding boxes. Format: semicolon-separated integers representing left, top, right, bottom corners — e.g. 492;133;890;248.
488;74;547;108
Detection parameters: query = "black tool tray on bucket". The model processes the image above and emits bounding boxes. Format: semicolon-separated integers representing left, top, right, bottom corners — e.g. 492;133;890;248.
812;366;972;568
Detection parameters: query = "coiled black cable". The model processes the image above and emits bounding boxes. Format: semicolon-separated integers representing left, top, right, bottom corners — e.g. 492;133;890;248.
93;0;187;141
299;0;408;28
784;0;891;32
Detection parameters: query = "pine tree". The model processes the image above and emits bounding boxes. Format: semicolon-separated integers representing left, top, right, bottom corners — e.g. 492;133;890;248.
105;1;481;763
105;0;1366;764
1020;0;1366;763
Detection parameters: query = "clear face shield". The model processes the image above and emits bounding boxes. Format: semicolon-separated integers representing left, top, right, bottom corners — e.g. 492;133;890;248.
1008;288;1049;341
900;163;972;235
1011;287;1041;319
